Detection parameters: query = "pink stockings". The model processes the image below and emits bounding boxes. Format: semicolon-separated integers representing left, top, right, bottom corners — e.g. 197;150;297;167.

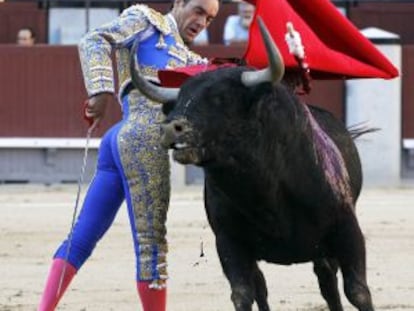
38;259;166;311
137;281;167;311
38;258;77;311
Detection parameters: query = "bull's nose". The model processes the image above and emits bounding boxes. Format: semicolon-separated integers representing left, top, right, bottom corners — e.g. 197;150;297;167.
160;120;186;149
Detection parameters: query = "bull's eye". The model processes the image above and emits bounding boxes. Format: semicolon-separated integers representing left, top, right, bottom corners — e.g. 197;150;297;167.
174;124;183;133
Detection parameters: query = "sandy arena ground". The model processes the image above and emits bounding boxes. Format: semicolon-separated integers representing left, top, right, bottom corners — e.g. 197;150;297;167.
0;184;413;311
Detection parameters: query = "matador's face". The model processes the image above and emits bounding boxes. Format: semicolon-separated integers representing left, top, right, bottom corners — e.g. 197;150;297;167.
172;0;219;44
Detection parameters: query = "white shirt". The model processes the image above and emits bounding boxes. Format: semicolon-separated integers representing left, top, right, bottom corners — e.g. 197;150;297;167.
223;15;249;45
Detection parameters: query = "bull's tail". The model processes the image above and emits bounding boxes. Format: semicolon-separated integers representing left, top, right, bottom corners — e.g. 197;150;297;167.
348;123;380;140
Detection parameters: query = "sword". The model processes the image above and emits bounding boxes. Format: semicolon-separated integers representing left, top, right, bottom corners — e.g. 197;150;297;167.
56;107;99;297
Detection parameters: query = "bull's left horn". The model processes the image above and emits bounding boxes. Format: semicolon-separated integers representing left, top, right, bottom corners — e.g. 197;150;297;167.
129;39;179;104
241;17;285;87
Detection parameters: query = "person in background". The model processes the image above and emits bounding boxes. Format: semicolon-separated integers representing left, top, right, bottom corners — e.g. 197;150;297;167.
17;27;36;46
193;28;209;45
223;1;254;46
37;0;219;310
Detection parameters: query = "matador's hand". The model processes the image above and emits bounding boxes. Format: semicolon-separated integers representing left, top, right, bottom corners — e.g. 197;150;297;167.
84;92;116;125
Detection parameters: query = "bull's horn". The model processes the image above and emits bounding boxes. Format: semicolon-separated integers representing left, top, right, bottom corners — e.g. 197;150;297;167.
241;17;285;87
129;39;179;103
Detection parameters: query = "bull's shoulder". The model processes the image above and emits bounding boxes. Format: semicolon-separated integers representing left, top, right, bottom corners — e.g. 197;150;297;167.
303;103;362;202
307;104;336;119
307;104;347;134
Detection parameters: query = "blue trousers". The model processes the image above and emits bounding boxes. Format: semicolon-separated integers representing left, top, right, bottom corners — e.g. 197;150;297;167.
54;92;170;282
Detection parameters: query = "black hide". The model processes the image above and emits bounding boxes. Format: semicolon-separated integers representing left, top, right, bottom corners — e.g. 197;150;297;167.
161;66;374;311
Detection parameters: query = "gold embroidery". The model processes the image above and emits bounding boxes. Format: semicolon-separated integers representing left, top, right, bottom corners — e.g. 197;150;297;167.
167;45;187;63
117;93;170;280
173;31;185;46
139;5;171;35
140;65;160;80
166;58;184;70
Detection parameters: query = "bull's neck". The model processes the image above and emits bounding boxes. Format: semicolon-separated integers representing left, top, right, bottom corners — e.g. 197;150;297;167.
204;150;278;204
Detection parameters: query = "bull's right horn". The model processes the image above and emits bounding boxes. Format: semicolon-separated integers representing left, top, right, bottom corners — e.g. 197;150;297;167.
129;38;179;103
241;17;285;87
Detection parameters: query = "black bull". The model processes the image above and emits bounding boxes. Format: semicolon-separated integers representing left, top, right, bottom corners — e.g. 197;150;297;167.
130;19;375;311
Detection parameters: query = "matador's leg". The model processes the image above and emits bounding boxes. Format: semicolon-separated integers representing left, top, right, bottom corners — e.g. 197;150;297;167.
116;94;170;285
115;94;169;311
39;124;125;311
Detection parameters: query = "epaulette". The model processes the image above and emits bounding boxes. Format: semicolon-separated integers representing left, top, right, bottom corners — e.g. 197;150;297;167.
131;4;171;35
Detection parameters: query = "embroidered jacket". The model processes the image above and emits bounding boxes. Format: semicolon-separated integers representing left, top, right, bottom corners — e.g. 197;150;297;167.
78;4;207;99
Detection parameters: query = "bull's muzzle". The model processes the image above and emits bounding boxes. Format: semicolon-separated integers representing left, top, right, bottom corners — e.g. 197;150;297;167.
160;119;187;149
161;119;202;165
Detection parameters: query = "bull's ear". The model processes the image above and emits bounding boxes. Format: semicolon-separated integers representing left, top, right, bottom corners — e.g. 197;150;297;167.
162;100;176;116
